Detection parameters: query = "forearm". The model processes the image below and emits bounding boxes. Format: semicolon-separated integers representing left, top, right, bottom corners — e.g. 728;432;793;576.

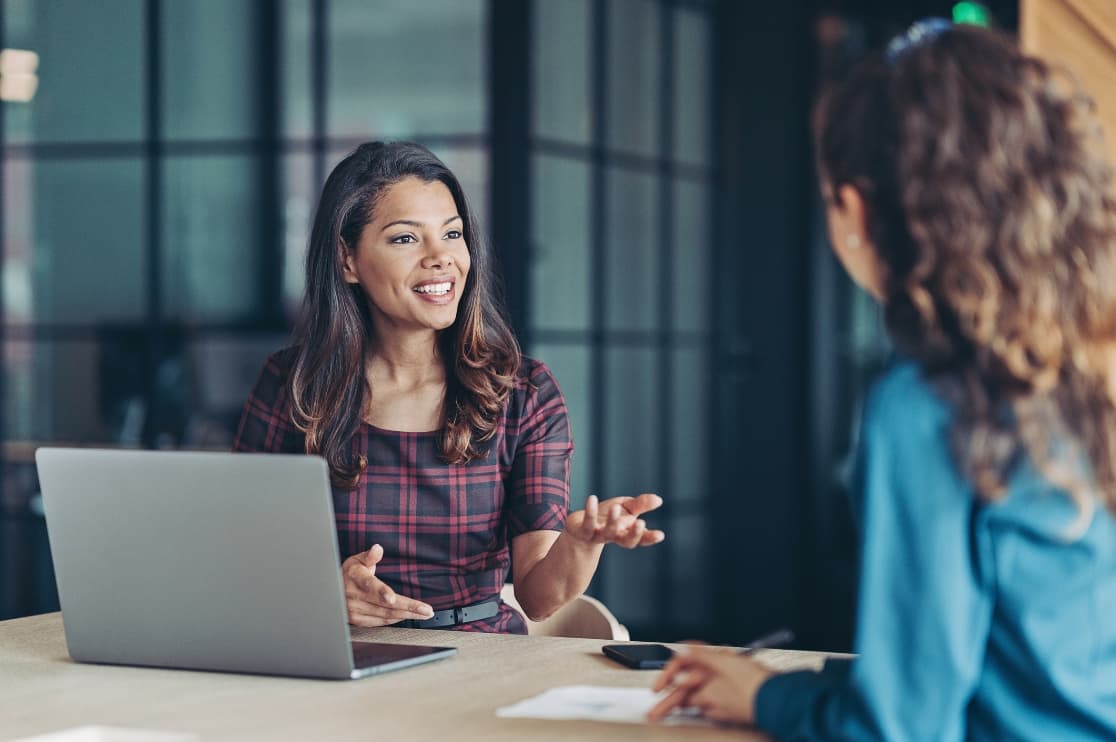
515;531;603;621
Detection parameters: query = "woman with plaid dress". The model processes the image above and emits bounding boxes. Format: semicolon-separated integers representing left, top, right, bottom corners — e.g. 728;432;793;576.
235;141;664;633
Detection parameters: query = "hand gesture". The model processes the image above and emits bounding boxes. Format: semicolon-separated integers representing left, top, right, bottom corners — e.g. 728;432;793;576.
341;543;435;627
647;646;774;725
565;493;666;548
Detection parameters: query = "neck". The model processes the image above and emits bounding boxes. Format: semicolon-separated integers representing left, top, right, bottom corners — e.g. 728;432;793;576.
367;328;444;387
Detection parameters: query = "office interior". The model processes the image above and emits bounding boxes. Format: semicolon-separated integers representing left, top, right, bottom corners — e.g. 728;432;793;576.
0;0;1028;652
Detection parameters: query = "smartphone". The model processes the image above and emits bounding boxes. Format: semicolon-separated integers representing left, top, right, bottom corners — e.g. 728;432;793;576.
601;643;674;670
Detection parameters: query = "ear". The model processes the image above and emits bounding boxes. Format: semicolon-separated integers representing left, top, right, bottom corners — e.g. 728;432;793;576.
826;184;887;300
339;238;359;284
830;184;870;255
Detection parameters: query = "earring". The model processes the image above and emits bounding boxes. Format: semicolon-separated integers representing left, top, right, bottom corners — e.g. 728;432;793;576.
846;234;861;250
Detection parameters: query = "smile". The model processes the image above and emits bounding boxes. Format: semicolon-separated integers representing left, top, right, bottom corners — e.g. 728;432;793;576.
413;281;453;296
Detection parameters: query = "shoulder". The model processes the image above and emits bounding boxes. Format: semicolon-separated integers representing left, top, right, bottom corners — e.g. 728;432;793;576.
856;359;961;487
263;345;299;378
510;356;567;410
862;359;952;440
514;356;562;393
248;346;299;406
854;361;979;531
504;356;570;433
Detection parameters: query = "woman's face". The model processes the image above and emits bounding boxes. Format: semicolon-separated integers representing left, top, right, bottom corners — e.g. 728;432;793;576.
342;176;472;336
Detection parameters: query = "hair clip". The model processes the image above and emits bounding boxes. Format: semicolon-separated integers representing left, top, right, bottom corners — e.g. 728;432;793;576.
885;17;952;64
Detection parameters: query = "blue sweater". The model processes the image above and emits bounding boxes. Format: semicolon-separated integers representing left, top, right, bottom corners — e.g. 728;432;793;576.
756;362;1116;741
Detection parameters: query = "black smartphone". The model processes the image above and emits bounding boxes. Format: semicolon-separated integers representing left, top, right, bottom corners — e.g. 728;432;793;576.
601;643;674;670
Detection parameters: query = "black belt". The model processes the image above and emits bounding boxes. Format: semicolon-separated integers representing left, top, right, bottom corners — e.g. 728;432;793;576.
397;599;501;629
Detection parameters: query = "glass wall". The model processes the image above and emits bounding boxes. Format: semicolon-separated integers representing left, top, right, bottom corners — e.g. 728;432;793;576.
0;0;491;620
529;0;714;638
0;0;716;639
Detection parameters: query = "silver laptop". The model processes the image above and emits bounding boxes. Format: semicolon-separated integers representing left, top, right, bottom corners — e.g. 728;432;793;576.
35;447;456;679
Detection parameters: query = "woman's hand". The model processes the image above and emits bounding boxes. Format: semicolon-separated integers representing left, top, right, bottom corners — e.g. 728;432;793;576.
564;494;666;548
647;646;775;725
341;544;435;627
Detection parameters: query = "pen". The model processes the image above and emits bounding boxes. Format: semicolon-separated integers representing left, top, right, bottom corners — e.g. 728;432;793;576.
738;628;795;656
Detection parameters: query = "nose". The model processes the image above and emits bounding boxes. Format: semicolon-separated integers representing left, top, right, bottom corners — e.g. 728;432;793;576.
421;245;454;269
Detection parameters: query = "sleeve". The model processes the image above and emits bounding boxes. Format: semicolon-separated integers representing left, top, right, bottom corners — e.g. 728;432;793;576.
505;361;573;538
754;369;994;741
232;351;303;454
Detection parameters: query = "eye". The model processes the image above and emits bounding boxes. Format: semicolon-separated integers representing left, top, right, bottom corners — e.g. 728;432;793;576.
390;234;417;244
445;229;463;240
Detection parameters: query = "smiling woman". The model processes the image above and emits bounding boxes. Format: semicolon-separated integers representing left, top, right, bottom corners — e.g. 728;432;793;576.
233;141;666;634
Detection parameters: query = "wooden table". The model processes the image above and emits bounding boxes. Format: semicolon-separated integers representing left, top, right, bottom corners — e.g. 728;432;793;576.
1;613;834;741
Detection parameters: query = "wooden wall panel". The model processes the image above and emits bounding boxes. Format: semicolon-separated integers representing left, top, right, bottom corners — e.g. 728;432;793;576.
1021;0;1116;168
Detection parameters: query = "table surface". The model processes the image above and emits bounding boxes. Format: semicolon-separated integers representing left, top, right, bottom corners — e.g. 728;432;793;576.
1;612;837;741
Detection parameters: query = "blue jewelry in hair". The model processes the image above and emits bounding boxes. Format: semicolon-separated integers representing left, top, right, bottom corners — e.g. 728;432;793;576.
885;17;952;64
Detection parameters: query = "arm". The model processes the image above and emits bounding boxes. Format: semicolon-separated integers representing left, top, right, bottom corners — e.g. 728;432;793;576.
762;372;995;740
503;362;663;621
653;368;995;740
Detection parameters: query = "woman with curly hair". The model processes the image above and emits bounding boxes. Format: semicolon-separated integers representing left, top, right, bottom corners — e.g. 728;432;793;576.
651;21;1116;739
235;141;664;633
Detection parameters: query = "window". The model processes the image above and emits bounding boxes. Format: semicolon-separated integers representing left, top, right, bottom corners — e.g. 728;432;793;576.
528;0;714;637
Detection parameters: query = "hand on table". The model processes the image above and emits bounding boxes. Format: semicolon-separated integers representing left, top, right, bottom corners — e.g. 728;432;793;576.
341;543;434;627
647;646;775;725
565;494;666;548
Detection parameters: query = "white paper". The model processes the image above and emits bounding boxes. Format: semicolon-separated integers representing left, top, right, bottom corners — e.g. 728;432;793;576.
12;727;199;742
496;685;712;726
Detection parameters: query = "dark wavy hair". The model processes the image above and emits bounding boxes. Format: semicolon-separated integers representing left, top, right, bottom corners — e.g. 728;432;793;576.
815;25;1116;519
289;141;520;488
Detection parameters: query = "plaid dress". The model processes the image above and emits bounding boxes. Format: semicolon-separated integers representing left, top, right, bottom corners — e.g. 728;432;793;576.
232;348;571;633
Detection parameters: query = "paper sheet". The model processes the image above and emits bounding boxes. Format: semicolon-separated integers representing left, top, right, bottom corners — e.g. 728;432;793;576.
496;685;713;726
13;727;199;742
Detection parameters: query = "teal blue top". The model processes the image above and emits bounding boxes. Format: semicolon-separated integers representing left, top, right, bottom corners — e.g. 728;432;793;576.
756;362;1116;741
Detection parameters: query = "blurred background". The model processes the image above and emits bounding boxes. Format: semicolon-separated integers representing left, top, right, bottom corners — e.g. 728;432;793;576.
0;0;1085;651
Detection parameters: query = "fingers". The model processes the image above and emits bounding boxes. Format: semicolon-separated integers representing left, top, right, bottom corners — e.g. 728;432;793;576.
346;596;436;627
370;578;397;606
620;493;663;517
345;583;433;618
345;586;434;619
596;508;659;548
358;543;384;571
596;505;637;546
648;684;696;722
568;494;666;547
341;545;434;625
652;656;688;692
649;654;720;723
649;665;711;720
660;645;764;689
619;518;647;549
580;495;600;541
652;648;729;690
345;560;391;598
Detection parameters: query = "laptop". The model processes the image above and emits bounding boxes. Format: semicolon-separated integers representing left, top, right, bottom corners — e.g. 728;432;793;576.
35;447;457;680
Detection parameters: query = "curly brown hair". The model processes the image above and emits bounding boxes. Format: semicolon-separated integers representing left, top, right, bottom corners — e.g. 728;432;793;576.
815;25;1116;518
290;142;520;489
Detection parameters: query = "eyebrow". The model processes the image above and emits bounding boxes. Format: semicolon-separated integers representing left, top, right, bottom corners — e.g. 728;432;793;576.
380;215;462;232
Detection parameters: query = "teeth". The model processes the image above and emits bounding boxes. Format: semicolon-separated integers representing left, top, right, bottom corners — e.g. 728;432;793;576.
414;282;452;295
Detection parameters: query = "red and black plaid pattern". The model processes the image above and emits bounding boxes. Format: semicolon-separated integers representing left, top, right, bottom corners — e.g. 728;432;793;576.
233;348;572;634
